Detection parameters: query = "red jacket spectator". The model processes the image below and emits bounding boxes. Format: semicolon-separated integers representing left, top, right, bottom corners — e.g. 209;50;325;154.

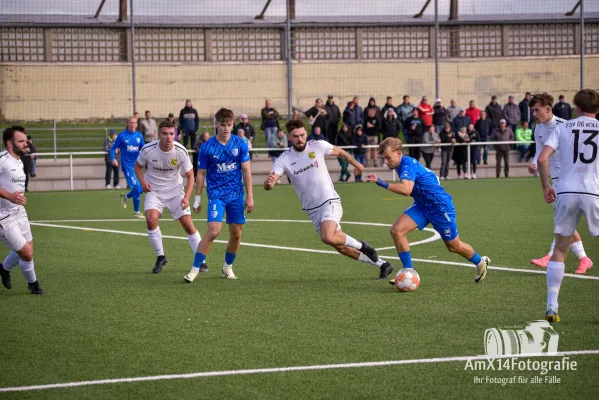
418;97;434;127
465;101;481;126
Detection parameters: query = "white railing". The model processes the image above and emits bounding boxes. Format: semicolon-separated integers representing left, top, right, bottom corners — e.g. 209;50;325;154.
29;140;534;191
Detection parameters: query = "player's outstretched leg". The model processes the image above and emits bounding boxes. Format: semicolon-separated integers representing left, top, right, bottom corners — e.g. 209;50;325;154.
319;221;394;279
17;243;44;295
443;237;490;283
185;222;221;283
222;224;243;280
388;214;419;285
0;251;20;289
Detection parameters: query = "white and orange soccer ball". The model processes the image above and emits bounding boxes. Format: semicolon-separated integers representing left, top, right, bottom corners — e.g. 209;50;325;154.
394;268;420;292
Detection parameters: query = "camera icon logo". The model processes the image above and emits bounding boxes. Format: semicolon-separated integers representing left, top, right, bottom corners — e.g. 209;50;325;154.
484;320;559;357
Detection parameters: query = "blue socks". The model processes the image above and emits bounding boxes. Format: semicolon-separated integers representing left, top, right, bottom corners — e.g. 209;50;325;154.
132;196;140;213
468;252;482;266
193;252;207;268
398;251;413;269
225;251;236;266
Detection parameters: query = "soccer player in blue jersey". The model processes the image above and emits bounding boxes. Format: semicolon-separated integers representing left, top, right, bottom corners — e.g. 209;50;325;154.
110;117;145;218
185;108;254;283
366;137;490;283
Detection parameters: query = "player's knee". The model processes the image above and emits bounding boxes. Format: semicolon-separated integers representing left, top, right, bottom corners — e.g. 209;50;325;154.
18;244;33;262
390;225;405;239
320;233;336;246
444;241;460;253
229;227;242;241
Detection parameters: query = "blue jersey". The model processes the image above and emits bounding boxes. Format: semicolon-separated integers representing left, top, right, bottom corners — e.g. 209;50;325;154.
397;156;454;212
110;130;145;167
199;135;250;202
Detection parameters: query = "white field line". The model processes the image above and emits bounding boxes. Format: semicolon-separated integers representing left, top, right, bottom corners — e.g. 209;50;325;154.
1;349;598;393
29;222;599;281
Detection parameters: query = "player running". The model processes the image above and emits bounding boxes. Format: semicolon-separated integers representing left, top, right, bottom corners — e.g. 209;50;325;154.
528;93;592;274
0;126;44;294
366;137;490;283
263;119;395;279
110;117;145;218
537;89;599;322
134;120;207;274
185;108;253;283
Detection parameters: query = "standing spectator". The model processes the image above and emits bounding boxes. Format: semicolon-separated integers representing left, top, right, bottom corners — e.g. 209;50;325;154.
503;96;521;134
325;95;341;143
553;95;572;120
465;100;481;126
261;99;280;145
519;92;533;124
467;124;480;179
26;135;37;177
417;96;434;129
234;113;257;149
381;96;395;117
364;97;382;123
352;125;367;182
453;127;470;179
446;99;460;122
192;131;210;178
268;129;287;162
515;121;533;162
291;109;300;121
103;130;120;189
485;95;503;128
237;129;253;160
335;123;353;182
306;98;328;136
139;110;158;142
133;111;140;125
451;108;471;133
343;101;357;133
21;135;37;191
490;119;514;178
475;110;493;165
405;108;425;161
363;107;381;166
307;126;326;142
422;126;440;169
397;95;415;135
432;99;448;133
166;113;180;142
439;124;455;180
381;108;401;139
179;99;200;149
353;96;364;126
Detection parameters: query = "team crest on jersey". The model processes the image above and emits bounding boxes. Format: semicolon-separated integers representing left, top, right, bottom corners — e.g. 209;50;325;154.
308;152;316;159
232;148;239;157
171;159;178;166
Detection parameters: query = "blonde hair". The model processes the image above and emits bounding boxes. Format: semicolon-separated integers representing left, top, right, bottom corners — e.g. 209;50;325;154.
378;137;403;155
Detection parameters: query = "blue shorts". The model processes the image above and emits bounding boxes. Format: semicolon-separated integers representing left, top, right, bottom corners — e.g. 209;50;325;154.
123;165;140;190
207;196;246;225
404;203;459;241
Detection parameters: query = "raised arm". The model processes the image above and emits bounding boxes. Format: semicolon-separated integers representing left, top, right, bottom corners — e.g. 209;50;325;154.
330;146;364;175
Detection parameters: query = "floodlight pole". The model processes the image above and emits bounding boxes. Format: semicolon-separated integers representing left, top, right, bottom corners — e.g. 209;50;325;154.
580;0;584;89
434;0;439;100
286;0;293;116
129;0;137;114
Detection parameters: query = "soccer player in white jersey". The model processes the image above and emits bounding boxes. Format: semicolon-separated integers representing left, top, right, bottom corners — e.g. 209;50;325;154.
264;119;394;279
528;93;592;274
537;89;599;322
0;126;44;294
134;120;206;274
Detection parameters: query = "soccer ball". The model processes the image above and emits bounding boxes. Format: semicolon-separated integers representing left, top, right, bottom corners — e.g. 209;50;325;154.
394;268;420;292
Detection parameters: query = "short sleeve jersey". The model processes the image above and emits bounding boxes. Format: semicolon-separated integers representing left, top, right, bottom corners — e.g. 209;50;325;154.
136;141;193;198
396;155;454;212
271;140;339;210
199;135;250;202
532;115;566;179
0;151;27;226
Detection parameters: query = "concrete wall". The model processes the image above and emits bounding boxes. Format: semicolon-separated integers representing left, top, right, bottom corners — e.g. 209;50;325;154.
1;55;597;121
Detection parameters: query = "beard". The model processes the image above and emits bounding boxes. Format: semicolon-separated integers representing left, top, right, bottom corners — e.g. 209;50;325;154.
14;145;28;157
292;142;306;152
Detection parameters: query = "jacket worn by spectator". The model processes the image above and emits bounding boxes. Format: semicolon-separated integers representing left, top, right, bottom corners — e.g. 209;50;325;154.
433;105;448;126
179;106;200;134
354;105;364;126
503;103;521;125
103;137;117;162
268;134;287;158
440;129;455;145
446;105;460;122
381;115;401;139
343;107;357;130
475;118;493;140
405;116;425;141
352;134;368;155
490;127;515;151
261;107;280;130
418;102;434;127
307;132;327;142
422;130;439;154
397;103;415;123
325;101;341;132
140;118;158;142
363;114;381;137
381;103;395;117
451;115;471;133
465;107;481;126
234;122;256;141
515;127;532;142
335;127;352;147
467;128;480;144
519;98;532;123
364;98;382;123
307;106;328;132
553;102;572;120
485;102;504;128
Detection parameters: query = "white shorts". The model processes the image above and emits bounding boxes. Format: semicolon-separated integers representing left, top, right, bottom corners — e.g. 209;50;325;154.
0;214;32;251
306;199;343;233
554;195;599;237
144;191;191;221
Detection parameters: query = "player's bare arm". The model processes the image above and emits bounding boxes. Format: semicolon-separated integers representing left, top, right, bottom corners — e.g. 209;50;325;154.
264;171;280;191
181;169;195;209
366;173;414;196
193;169;206;213
537;145;556;203
134;161;151;193
331;146;364;175
0;187;27;206
241;161;254;213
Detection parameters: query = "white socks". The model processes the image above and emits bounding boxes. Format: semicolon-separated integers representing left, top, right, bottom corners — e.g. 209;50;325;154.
18;259;36;283
546;261;565;310
147;227;164;257
344;235;363;250
570;241;587;260
548;239;556;256
188;231;201;253
2;251;21;271
358;253;385;268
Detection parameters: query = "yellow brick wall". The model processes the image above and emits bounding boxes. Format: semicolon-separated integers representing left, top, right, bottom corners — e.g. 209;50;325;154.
0;56;597;121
